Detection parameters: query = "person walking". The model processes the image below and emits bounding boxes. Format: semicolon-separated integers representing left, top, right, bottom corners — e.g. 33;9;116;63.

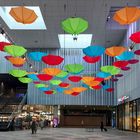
100;121;104;132
31;119;37;134
40;119;44;130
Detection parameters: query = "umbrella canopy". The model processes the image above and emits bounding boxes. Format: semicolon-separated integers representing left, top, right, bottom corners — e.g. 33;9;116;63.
82;76;95;83
129;31;140;43
128;59;139;64
83;80;101;87
101;66;120;75
0;42;12;51
111;78;119;82
64;89;73;95
113;60;129;68
9;69;27;77
134;49;140;55
68;76;82;82
113;7;140;25
115;74;123;77
42;54;64;65
50;80;62;85
106;88;114;92
28;52;47;62
4;45;27;57
38;87;50;91
64;64;84;74
121;67;131;71
71;92;80;96
116;51;134;60
5;56;26;67
56;71;68;78
44;90;54;95
56;87;65;93
102;84;110;90
35;83;46;88
59;82;70;88
83;45;105;57
37;74;53;81
91;85;102;90
96;72;111;78
105;46;126;57
94;77;104;82
42;68;61;76
18;77;32;83
83;56;101;63
9;6;38;24
33;81;40;84
61;17;88;35
71;87;87;92
27;74;39;81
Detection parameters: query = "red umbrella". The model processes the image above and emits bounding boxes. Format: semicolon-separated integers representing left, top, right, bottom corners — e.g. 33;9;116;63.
33;81;40;84
71;92;80;96
94;77;104;82
111;78;119;82
121;67;131;71
68;76;82;82
113;60;129;68
134;49;140;55
0;42;12;51
59;82;70;88
128;59;139;64
37;74;53;81
106;88;114;92
115;74;123;77
129;31;140;43
83;56;101;63
42;54;64;65
92;85;102;90
44;91;53;94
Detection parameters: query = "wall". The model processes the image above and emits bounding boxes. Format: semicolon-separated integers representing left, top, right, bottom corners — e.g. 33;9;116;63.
117;20;140;103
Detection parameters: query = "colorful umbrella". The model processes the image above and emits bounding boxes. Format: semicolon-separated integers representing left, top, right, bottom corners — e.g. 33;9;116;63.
115;74;123;77
102;84;110;90
9;6;38;24
71;92;80;96
129;31;140;43
56;71;68;78
64;64;84;74
61;17;88;35
59;82;70;88
83;80;100;87
42;54;64;65
71;87;87;92
50;80;62;85
105;46;126;57
35;83;46;88
68;76;82;82
101;66;120;75
96;72;111;78
18;77;32;83
82;76;95;83
4;45;27;57
56;87;65;93
113;60;129;68
28;52;47;62
83;45;105;57
37;74;53;81
116;51;134;60
33;81;40;84
44;90;54;95
94;77;104;82
134;49;140;55
121;67;131;71
5;56;26;67
111;78;119;82
0;42;12;51
64;89;73;95
38;87;50;91
91;85;102;90
113;7;140;25
128;59;139;64
27;74;39;81
83;56;101;63
9;69;27;77
106;88;114;92
42;68;61;76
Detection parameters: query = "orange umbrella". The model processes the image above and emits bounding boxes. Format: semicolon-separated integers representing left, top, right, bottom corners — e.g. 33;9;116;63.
71;87;87;92
84;80;101;87
105;46;126;57
113;7;140;25
9;6;38;24
64;89;73;95
5;56;26;67
82;76;95;83
104;76;112;80
42;68;61;76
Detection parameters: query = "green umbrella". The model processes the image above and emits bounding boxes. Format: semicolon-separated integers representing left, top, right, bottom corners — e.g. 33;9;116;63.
101;65;120;75
35;84;46;88
4;45;27;57
64;64;84;74
50;80;62;85
9;69;27;77
56;71;68;78
18;77;32;83
61;17;88;35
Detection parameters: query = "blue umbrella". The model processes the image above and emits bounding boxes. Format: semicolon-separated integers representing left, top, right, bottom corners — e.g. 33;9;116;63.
27;74;39;81
102;84;110;90
96;72;111;78
83;45;105;57
82;83;89;88
56;87;65;93
38;87;50;91
28;52;47;62
116;51;134;60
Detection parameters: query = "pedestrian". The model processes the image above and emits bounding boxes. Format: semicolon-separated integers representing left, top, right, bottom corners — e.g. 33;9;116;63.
31;119;37;134
40;119;44;130
100;121;104;132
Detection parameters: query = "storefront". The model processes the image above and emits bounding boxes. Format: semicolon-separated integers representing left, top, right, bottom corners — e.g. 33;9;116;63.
117;97;140;133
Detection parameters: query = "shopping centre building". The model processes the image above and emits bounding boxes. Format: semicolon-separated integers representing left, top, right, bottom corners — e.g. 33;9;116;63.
0;0;140;134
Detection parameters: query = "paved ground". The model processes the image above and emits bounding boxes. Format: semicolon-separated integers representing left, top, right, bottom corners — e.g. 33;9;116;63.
0;128;140;140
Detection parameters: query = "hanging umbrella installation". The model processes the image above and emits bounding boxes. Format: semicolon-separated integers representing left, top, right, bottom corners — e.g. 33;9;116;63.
9;6;38;24
113;7;140;25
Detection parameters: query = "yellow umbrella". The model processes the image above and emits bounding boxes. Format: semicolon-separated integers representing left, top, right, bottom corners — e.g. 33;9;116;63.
71;87;87;92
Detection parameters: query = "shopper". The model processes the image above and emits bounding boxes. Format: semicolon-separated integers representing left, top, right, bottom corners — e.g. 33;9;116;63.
31;119;37;134
100;121;104;132
40;119;44;130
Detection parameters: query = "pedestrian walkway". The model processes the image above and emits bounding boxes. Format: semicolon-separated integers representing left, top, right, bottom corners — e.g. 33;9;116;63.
0;128;140;140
